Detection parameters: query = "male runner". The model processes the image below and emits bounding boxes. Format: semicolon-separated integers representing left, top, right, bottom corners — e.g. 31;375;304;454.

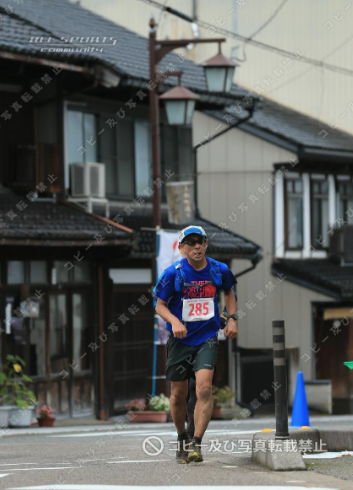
154;225;238;463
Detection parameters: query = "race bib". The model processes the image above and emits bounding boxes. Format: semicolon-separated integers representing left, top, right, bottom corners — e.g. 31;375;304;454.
182;297;215;322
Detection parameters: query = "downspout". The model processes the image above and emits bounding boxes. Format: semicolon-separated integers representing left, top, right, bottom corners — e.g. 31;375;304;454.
234;249;262;279
193;103;261;414
193;103;262;283
194;101;258;218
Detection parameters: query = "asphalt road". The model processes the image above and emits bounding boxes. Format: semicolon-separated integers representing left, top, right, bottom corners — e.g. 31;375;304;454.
0;416;352;490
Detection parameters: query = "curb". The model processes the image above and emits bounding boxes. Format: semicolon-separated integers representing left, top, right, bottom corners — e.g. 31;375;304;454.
252;428;353;471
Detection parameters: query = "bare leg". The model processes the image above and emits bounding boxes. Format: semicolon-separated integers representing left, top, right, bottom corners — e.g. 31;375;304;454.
186;377;197;437
193;369;214;439
170;380;188;434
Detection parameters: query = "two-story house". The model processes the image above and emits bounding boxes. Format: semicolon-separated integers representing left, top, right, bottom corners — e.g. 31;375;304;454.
195;99;353;414
0;0;262;418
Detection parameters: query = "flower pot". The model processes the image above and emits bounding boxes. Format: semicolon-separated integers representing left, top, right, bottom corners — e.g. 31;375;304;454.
9;407;34;427
0;406;16;427
129;410;168;423
37;417;55;427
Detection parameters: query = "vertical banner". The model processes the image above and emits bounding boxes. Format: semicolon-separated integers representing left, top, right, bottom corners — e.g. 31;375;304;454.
166;181;195;225
156;230;182;344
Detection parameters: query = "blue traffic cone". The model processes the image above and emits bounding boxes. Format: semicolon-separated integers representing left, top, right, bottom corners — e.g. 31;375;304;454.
290;371;310;427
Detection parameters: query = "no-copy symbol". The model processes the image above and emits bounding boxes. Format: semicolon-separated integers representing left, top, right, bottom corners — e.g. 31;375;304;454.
142;436;164;456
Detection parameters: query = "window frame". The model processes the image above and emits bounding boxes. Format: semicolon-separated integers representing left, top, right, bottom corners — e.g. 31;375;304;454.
335;178;353;224
284;176;304;251
310;177;329;251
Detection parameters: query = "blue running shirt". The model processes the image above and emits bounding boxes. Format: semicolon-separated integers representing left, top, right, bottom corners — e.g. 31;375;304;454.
154;257;236;346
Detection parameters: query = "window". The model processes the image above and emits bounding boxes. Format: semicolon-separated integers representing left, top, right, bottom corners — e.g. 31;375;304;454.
134;120;151;195
116;119;135;196
29;261;47;284
7;261;25;284
67;110;97;164
285;179;303;249
53;260;90;283
67;107;192;198
312;180;328;249
72;293;90;370
336;181;353;225
29;295;46;376
73;262;91;283
53;261;69;283
49;294;68;374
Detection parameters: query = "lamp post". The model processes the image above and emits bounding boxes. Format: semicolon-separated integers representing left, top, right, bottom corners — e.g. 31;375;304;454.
149;17;236;396
149;17;235;234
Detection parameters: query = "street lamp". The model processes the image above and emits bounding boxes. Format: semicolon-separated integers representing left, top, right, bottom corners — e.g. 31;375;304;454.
159;78;200;125
149;16;232;231
202;45;238;93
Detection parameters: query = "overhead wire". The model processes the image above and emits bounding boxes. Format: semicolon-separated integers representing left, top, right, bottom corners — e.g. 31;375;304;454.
136;0;353;78
238;0;289;63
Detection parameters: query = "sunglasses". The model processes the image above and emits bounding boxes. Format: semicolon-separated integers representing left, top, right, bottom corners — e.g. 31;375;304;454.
182;237;207;246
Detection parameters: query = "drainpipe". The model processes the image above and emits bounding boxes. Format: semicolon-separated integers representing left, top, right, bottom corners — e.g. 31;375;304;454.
194;101;258;218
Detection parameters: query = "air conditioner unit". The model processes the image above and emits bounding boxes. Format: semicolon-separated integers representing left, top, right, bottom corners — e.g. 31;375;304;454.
329;225;353;264
70;162;105;198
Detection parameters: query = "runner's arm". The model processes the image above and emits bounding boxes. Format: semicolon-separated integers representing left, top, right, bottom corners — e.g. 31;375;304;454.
223;290;238;339
223;289;236;315
155;298;187;339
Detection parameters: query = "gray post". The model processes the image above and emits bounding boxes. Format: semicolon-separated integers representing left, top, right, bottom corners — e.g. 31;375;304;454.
272;319;289;440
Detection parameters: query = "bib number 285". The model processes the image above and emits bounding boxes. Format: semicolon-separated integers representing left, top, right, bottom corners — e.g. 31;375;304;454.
189;302;209;317
182;297;215;322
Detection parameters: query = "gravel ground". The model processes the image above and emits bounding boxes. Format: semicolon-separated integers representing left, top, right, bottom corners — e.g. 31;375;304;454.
306;455;353;482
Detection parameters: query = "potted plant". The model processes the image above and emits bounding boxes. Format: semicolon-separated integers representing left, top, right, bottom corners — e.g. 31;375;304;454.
126;394;170;423
37;405;55;427
0;355;37;427
212;385;236;419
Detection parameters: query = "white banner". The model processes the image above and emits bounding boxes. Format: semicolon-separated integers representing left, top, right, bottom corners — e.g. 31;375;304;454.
156;230;182;344
157;229;182;276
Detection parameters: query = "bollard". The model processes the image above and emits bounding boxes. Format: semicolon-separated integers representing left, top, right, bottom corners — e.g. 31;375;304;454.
272;319;289;440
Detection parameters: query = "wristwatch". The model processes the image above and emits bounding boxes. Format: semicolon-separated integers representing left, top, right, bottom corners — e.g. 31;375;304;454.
226;313;238;323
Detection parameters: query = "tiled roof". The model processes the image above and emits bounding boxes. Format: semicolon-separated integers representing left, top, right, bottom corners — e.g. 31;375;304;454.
208;97;353;153
271;258;353;300
0;0;251;102
0;187;132;245
111;209;262;260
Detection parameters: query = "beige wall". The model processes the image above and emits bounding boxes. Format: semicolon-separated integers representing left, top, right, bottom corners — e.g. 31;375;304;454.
73;0;353;134
70;0;236;63
193;110;333;379
236;0;353;135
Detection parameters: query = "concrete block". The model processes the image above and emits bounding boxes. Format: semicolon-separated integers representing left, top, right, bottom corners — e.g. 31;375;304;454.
320;429;353;451
289;428;321;451
252;432;306;471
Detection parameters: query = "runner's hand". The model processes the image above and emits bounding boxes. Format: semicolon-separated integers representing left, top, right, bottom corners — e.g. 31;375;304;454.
223;318;238;339
172;320;187;339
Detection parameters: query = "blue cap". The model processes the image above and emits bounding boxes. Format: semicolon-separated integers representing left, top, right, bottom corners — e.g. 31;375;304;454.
178;225;207;244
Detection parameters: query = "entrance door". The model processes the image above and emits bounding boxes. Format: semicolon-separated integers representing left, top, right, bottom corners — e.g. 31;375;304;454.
111;285;154;411
47;291;93;417
48;292;70;413
314;309;353;413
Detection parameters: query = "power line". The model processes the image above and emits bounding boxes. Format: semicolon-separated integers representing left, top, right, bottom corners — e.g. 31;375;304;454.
136;0;353;78
266;31;353;95
247;0;289;40
240;0;289;64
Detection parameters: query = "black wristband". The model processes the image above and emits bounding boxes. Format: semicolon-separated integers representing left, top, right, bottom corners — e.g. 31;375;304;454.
227;314;238;323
